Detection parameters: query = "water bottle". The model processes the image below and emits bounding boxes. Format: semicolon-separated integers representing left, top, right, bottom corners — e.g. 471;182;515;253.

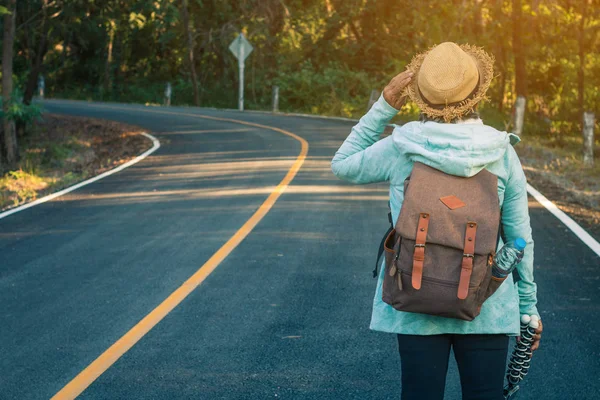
492;238;526;279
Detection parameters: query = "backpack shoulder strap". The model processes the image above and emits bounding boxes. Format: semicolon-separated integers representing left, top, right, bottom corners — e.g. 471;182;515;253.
373;203;394;278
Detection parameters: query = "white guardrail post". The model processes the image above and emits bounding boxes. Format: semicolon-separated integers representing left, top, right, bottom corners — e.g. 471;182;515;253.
514;95;526;136
583;111;595;167
272;85;279;113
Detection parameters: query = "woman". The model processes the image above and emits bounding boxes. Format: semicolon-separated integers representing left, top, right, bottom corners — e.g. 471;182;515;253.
331;42;543;399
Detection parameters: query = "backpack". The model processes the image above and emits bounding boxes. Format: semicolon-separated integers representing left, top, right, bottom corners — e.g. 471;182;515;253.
378;162;507;321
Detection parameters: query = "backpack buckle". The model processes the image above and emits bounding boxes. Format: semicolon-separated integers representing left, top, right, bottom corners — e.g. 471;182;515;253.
414;244;426;248
463;253;474;258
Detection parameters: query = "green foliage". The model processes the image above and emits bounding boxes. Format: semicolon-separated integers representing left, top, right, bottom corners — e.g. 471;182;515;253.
10;0;600;137
277;61;377;117
17;132;83;174
0;93;43;127
478;104;512;132
0;169;47;206
42;142;72;167
7;101;43;126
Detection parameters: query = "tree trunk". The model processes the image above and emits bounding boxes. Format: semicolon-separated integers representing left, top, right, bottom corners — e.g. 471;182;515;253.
349;21;363;43
2;0;18;165
103;20;115;99
499;72;506;113
23;0;49;105
577;0;589;117
492;0;507;113
114;3;133;101
181;0;200;106
498;41;507;113
473;0;485;36
512;0;527;97
324;0;333;15
0;119;3;169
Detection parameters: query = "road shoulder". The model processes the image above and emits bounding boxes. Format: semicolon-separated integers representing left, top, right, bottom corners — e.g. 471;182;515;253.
0;114;154;213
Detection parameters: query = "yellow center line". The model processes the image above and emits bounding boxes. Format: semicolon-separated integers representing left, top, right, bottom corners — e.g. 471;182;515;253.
51;105;309;399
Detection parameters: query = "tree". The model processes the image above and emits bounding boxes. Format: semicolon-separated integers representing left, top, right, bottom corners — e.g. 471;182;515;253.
512;0;527;97
22;0;51;105
3;0;598;135
103;19;116;99
577;0;593;116
0;4;6;169
180;0;199;106
2;0;18;165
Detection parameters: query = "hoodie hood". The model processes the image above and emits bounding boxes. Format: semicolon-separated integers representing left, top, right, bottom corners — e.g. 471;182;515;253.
392;120;520;177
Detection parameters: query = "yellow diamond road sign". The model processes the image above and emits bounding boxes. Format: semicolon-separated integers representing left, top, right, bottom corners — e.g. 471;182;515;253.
229;33;253;62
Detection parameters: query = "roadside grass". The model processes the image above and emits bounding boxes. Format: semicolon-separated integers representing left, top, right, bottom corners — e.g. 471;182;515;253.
0;170;51;207
516;134;600;209
0;114;151;211
0;137;85;208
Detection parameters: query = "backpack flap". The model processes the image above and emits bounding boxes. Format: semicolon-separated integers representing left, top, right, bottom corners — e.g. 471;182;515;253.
396;163;500;259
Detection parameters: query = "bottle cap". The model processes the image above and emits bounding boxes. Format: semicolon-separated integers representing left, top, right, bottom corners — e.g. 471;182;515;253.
514;238;527;251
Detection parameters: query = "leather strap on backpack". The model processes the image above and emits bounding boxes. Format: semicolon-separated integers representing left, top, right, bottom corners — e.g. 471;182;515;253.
412;213;430;290
458;222;477;300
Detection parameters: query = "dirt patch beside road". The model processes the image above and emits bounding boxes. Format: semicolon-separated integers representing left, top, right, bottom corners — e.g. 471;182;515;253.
1;114;152;211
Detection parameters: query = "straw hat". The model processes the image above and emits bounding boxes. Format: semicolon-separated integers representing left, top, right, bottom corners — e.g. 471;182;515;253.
404;42;495;122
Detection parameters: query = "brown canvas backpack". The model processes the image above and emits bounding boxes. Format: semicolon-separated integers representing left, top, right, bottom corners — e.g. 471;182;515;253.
380;162;507;321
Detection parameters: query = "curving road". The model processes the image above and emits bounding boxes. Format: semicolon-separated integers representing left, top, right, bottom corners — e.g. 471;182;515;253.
1;100;599;399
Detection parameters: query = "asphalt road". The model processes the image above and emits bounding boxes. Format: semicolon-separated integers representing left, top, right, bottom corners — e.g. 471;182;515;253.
1;100;599;400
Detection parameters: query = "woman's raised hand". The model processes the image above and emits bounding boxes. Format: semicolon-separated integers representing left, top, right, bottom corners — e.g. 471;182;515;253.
383;70;414;110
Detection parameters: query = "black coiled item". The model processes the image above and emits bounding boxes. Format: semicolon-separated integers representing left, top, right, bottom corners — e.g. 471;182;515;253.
503;315;538;399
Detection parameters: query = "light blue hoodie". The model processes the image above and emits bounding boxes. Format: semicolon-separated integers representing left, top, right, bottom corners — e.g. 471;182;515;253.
331;95;538;336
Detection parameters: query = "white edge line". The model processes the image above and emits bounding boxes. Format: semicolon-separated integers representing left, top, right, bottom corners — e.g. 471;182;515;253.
526;183;600;257
0;132;160;220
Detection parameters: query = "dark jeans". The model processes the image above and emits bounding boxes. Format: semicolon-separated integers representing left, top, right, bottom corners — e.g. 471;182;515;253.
397;334;509;400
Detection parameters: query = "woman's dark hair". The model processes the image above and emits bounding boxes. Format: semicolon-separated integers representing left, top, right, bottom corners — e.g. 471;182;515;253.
419;110;480;123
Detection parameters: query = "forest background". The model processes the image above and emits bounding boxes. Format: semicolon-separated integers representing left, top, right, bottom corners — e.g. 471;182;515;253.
6;0;600;131
0;0;599;221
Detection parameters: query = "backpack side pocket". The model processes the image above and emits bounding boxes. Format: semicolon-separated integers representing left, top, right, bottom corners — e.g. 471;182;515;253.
382;230;401;305
383;229;399;272
480;253;507;303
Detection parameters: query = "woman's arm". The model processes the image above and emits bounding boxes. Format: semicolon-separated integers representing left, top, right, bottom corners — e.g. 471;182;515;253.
331;95;400;184
331;70;412;184
502;146;539;317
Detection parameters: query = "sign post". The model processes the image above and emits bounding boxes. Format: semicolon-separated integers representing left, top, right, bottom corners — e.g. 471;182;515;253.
228;33;253;111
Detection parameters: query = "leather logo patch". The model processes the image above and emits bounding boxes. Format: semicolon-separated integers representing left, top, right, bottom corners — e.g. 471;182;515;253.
440;195;466;210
